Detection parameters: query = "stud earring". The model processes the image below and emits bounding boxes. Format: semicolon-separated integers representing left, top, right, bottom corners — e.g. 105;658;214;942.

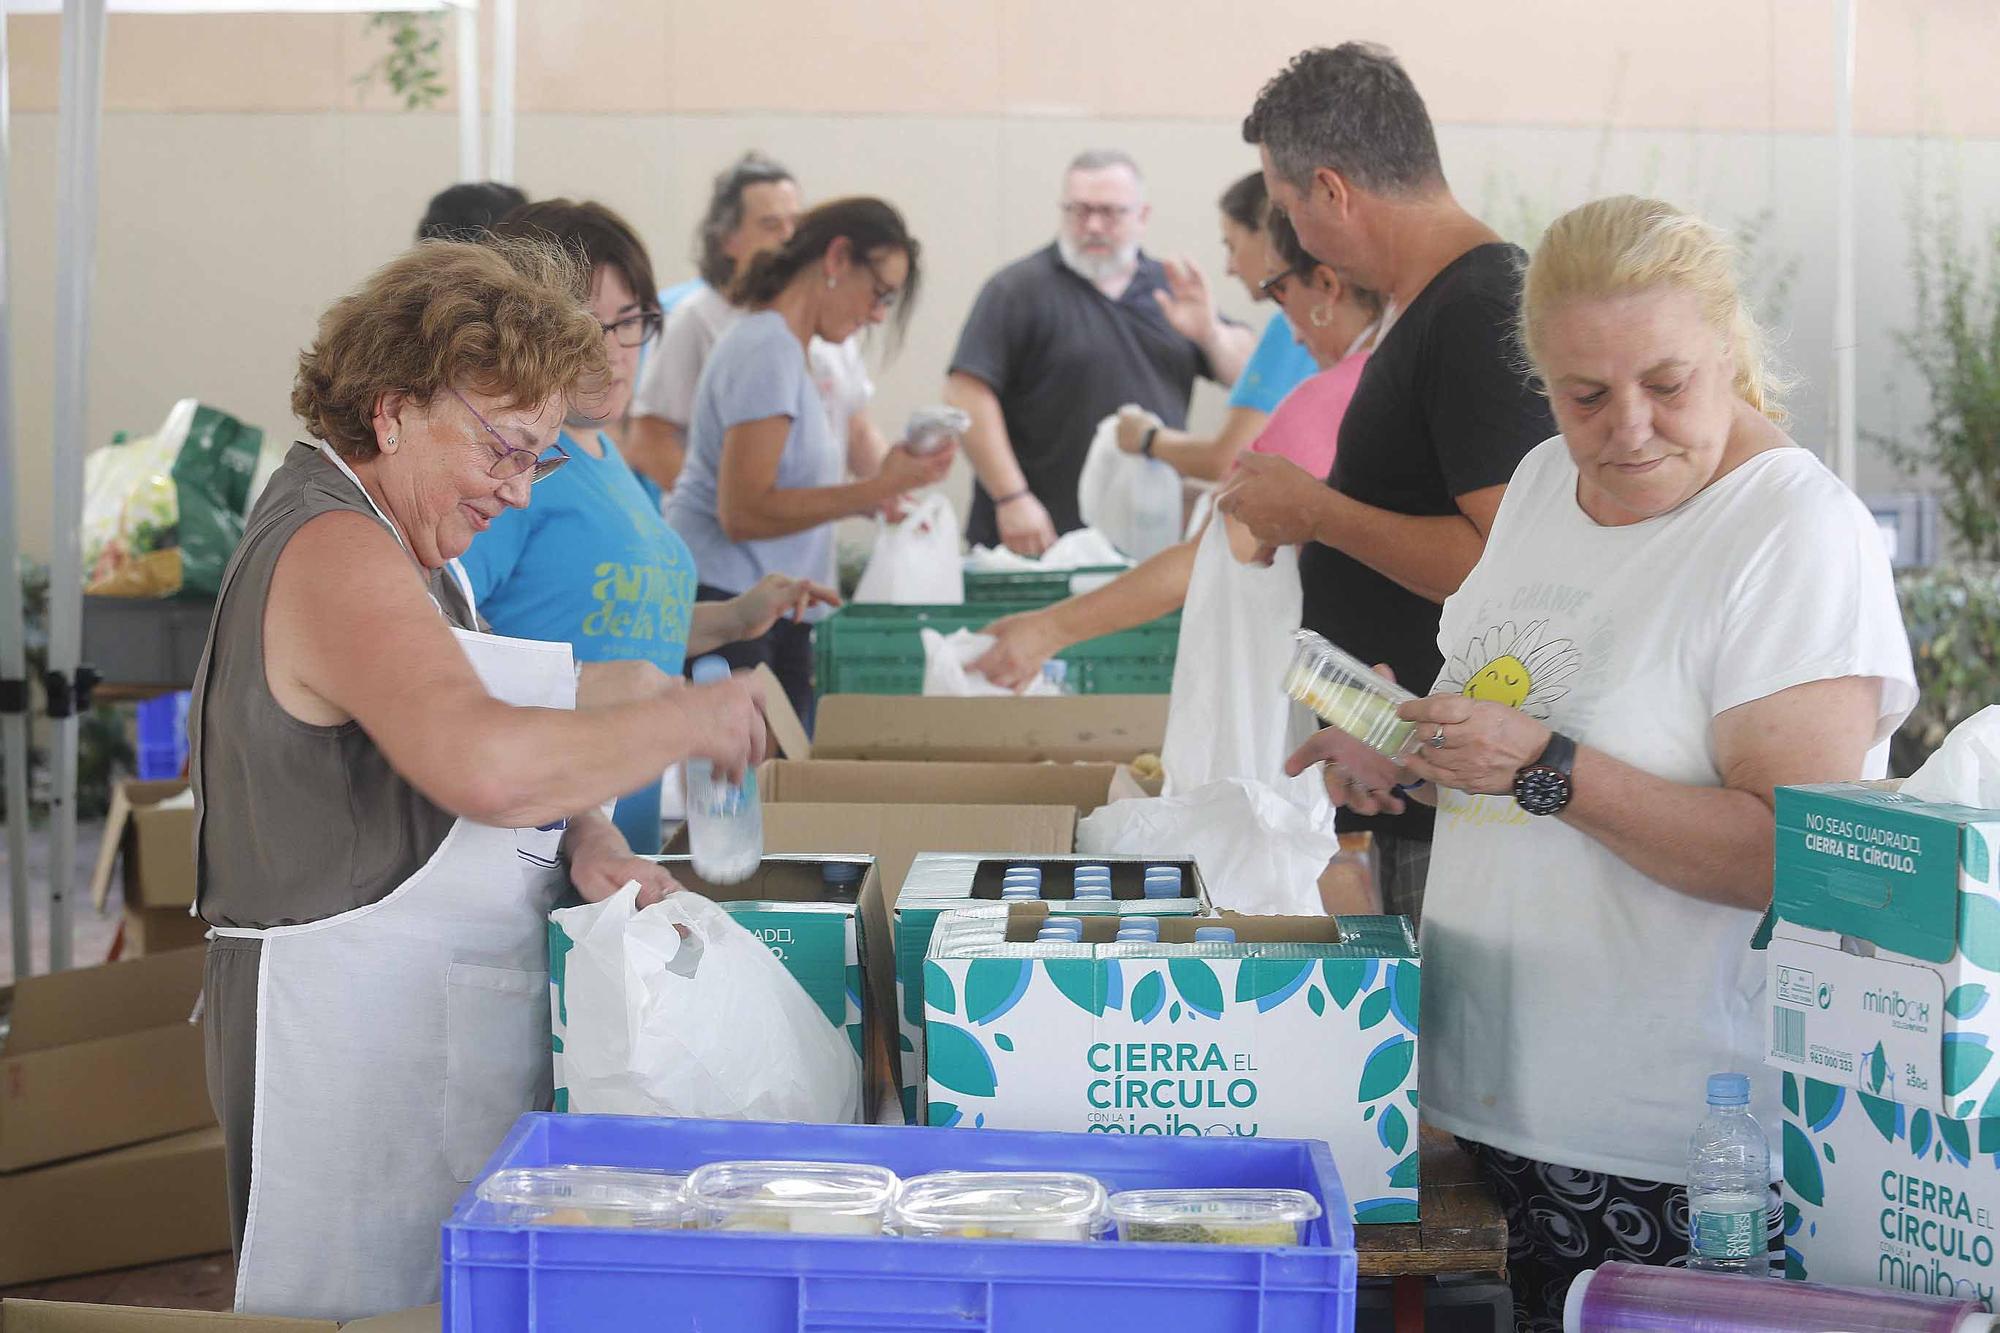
385;434;398;446
826;275;836;290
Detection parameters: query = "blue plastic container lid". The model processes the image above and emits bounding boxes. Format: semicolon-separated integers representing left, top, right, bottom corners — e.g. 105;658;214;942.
821;862;865;886
691;655;732;685
1193;928;1237;943
1706;1073;1750;1107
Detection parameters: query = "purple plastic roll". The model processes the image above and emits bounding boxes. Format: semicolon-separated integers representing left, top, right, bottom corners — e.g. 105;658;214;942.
1565;1263;1994;1333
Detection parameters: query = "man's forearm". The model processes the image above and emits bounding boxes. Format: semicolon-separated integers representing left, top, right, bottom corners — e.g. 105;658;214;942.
1311;491;1485;604
944;373;1026;497
1201;321;1256;388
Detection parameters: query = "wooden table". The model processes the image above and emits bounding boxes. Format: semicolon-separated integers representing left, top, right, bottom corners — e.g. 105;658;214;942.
1355;1127;1509;1333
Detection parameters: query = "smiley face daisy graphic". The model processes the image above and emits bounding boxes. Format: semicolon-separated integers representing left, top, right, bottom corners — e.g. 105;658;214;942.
1439;620;1581;719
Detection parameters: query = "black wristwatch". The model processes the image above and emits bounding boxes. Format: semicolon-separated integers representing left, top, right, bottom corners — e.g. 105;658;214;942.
1513;731;1577;816
1140;426;1159;458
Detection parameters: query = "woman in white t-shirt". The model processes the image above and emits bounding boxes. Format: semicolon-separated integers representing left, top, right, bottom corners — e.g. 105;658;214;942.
1288;196;1916;1329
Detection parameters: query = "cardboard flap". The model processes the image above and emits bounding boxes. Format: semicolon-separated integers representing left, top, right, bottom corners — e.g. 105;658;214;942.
762;803;1077;900
753;664;810;760
4;948;205;1056
87;785;135;913
0;1304;336;1333
1773;785;1968;964
811;696;1167;764
758;760;1126;814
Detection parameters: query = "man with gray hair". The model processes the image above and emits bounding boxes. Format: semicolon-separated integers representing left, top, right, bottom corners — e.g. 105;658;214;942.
1218;43;1553;923
947;149;1254;554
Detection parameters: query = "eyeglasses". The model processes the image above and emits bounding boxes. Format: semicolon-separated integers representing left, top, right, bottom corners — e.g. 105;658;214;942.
449;386;570;484
1258;268;1309;300
599;310;664;349
864;263;900;313
1061;202;1135;224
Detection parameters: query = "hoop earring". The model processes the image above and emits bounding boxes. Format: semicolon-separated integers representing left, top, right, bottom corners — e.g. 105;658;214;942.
1309;304;1332;329
826;274;837;290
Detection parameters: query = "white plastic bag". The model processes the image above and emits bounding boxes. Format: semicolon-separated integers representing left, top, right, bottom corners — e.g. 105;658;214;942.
853;494;964;604
551;883;861;1123
1076;411;1184;562
1161;516;1330;821
1902;706;2000;807
920;628;1058;697
963;527;1132;575
1077;779;1339;916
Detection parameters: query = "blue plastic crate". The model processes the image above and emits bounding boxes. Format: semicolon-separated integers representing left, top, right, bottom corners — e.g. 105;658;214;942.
134;690;190;780
445;1114;1357;1333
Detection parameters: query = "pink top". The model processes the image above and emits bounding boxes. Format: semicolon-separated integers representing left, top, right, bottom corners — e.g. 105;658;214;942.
1246;348;1371;481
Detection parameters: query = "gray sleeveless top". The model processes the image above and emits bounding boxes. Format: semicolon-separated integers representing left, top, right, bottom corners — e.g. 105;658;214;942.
191;443;477;928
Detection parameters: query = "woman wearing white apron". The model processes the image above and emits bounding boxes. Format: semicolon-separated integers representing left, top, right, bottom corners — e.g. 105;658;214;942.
191;240;768;1321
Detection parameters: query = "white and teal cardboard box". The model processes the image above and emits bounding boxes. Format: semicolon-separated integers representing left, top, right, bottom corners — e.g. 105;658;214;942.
1766;783;2000;1297
920;905;1421;1224
549;854;899;1122
892;853;1212;1124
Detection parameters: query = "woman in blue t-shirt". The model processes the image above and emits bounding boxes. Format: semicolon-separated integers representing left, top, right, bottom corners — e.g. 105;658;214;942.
461;199;835;853
666;198;952;730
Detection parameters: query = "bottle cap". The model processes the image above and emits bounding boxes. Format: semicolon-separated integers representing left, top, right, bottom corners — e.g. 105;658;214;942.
691;656;732;686
1706;1073;1751;1107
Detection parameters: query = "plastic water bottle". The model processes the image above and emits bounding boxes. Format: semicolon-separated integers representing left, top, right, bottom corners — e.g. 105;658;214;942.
684;656;763;885
1687;1073;1771;1276
1040;660;1072;695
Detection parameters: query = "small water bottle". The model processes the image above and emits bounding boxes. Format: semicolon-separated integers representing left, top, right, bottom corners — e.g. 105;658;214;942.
684;656;763;885
1040;659;1072;695
1687;1072;1771;1276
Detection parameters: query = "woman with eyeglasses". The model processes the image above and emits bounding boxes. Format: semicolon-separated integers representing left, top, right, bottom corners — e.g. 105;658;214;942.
454;200;835;854
190;236;771;1321
666;197;951;730
973;207;1380;701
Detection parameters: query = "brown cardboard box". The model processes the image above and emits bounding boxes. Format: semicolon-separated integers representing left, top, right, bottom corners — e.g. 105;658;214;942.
761;803;1076;908
0;1302;438;1331
0;948;213;1172
120;907;211;959
88;781;197;912
810;695;1168;765
0;1129;230;1287
758;759;1140;816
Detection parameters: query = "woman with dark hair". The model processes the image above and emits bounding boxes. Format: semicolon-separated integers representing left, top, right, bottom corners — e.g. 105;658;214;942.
666;197;952;728
1112;171;1322;481
459;198;835;853
629;153;891;497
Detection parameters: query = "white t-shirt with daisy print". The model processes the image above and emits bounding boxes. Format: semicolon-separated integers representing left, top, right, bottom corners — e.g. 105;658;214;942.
1419;436;1916;1184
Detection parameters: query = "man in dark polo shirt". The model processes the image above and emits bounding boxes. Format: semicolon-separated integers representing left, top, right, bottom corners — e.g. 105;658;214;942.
1218;44;1555;924
946;149;1254;554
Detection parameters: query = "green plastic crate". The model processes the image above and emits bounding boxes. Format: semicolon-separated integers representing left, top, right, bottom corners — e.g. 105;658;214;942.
961;565;1131;605
814;602;1179;695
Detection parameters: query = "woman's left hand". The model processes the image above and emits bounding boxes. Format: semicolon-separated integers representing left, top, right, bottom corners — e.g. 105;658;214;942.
731;574;842;642
1395;694;1552;796
570;852;682;909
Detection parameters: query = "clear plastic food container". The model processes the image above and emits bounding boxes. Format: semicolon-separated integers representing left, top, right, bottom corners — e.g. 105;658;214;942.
1284;630;1420;757
688;1160;901;1236
474;1165;690;1229
892;1172;1108;1241
1108;1188;1323;1247
904;405;971;456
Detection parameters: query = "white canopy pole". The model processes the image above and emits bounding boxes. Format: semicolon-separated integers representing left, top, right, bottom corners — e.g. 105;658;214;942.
47;0;109;973
453;0;480;181
488;0;513;182
0;13;36;981
1832;0;1859;489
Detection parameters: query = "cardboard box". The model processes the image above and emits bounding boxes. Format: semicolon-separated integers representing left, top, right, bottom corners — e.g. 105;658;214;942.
921;906;1421;1225
549;856;899;1122
1765;784;2000;1119
757;759;1143;815
760;802;1077;912
891;853;1212;1125
1779;1069;2000;1302
0;948;213;1172
121;906;211;959
0;1302;437;1331
0;1128;230;1287
810;696;1168;765
88;781;196;912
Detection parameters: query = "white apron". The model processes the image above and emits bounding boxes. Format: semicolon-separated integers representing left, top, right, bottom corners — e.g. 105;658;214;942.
209;444;574;1320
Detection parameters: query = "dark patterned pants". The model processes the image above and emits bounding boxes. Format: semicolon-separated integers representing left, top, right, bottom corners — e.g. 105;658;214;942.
1460;1141;1785;1333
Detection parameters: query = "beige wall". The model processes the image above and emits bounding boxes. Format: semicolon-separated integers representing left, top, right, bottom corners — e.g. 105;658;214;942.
5;1;1998;559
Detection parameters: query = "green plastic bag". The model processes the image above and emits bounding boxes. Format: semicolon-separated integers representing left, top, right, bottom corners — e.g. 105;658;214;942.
169;403;263;597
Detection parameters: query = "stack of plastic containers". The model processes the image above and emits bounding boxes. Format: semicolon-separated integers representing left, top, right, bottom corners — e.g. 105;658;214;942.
1283;629;1420;758
445;1112;1357;1331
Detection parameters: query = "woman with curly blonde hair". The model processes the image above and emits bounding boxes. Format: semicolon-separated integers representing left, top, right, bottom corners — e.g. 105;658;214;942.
191;238;768;1320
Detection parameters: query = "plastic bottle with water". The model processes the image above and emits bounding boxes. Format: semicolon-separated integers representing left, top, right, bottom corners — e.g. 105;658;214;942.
1686;1072;1771;1276
684;655;763;885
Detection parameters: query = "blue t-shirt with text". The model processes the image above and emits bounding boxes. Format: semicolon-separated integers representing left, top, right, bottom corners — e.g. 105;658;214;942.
459;430;697;853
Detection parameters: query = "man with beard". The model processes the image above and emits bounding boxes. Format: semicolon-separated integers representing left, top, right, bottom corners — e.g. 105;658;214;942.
946;150;1254;554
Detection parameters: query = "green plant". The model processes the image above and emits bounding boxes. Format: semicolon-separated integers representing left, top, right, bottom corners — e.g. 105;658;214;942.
355;11;449;111
1883;192;2000;560
1892;565;2000;777
1;558;134;823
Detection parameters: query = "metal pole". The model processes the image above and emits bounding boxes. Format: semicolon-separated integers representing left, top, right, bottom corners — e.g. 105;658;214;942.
0;13;36;982
488;0;513;183
48;0;108;973
1832;0;1859;489
454;0;480;181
